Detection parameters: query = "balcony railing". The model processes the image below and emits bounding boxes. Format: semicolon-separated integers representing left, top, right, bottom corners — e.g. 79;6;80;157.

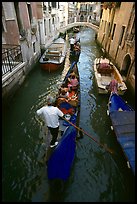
2;44;23;76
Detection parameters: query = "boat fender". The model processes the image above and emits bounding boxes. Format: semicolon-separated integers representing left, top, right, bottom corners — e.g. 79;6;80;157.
111;126;113;130
76;127;84;139
107;110;109;116
127;161;131;168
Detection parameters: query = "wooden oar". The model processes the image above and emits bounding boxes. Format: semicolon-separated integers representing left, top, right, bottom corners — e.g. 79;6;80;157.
63;117;113;154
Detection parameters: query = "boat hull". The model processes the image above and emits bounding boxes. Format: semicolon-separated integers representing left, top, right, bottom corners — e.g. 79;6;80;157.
39;37;67;72
47;126;77;181
94;58;127;95
108;93;135;175
40;61;65;72
70;50;80;62
47;61;80;181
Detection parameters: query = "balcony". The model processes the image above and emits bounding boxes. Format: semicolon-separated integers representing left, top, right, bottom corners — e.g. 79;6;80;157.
2;44;23;76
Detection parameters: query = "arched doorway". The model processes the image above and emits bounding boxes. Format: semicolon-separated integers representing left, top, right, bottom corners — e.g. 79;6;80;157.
121;54;131;77
80;15;84;22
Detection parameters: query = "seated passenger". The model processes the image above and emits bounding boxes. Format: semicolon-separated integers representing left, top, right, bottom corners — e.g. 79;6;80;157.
68;74;79;91
67;91;78;107
59;89;69;99
57;88;70;106
60;84;69;93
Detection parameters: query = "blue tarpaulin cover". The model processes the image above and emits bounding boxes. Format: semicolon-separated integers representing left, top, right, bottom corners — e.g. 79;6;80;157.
109;93;135;174
47;126;77;181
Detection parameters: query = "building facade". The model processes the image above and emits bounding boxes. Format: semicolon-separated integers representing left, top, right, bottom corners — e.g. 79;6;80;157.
2;2;69;101
2;2;42;100
39;2;68;50
2;2;135;101
76;2;101;25
97;2;135;91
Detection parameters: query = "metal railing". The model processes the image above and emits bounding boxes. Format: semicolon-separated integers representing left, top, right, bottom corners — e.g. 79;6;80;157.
2;44;23;76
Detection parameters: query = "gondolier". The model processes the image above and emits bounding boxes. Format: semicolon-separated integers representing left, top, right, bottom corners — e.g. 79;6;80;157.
36;95;64;148
69;37;75;52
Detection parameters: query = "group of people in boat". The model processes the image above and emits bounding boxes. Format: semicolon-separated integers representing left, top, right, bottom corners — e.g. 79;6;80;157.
57;68;79;107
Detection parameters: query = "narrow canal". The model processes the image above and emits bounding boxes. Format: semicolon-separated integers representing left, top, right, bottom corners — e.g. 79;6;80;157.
2;28;135;202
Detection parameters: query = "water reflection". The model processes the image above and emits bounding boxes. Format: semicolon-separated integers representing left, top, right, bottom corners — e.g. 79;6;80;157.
2;28;135;202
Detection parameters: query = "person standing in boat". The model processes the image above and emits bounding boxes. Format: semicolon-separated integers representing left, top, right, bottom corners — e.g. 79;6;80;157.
67;73;79;91
36;95;64;148
73;42;81;57
69;36;75;52
108;78;118;94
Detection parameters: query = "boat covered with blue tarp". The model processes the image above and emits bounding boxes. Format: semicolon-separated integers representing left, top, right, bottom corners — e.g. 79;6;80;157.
108;93;135;174
47;126;77;181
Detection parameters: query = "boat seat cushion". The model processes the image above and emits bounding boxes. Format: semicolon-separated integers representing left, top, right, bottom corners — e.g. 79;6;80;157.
98;63;113;74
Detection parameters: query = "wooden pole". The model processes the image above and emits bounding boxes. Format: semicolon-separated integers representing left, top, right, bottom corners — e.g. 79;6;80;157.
63;117;113;154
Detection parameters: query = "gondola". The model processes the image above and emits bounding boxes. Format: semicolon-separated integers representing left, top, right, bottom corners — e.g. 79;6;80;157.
107;92;135;174
47;61;81;181
73;27;80;33
93;57;127;95
39;37;67;72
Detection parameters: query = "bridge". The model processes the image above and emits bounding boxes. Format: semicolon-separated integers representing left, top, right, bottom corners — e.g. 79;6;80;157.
59;21;99;34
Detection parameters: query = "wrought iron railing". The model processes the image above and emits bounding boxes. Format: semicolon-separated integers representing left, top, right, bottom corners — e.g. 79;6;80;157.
2;44;23;76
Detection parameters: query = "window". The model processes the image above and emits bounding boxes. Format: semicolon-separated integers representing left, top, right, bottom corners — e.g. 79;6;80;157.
14;2;23;33
108;22;111;37
49;19;51;33
119;26;125;46
43;2;47;11
27;2;33;24
33;42;36;53
44;19;46;35
104;21;106;33
2;22;4;32
51;2;56;8
130;21;135;41
101;20;103;30
111;23;116;40
48;2;51;12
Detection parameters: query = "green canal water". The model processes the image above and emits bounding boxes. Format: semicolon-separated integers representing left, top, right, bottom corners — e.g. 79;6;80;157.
2;28;135;202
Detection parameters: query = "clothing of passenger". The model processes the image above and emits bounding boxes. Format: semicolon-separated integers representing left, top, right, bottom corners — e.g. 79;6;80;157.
70;78;79;86
109;79;118;93
68;75;79;90
59;90;69;98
